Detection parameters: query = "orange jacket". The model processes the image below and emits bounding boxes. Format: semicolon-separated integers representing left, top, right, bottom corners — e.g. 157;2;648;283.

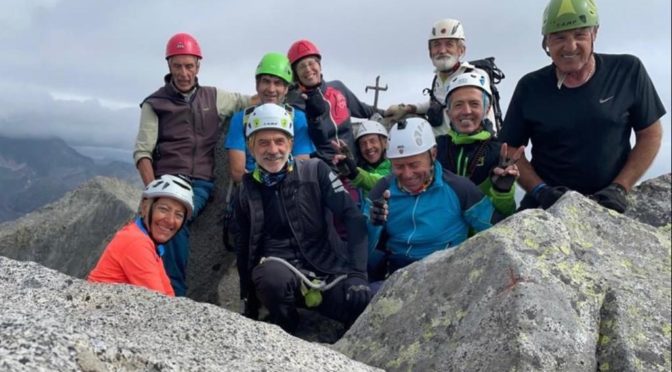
88;218;175;296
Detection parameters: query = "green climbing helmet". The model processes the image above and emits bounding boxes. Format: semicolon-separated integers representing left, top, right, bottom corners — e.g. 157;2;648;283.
255;52;293;84
542;0;599;35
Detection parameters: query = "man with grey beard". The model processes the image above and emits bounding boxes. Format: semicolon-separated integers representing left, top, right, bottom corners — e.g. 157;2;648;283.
385;19;496;137
235;103;370;334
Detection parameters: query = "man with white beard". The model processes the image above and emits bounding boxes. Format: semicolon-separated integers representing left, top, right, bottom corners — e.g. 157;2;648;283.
385;19;496;137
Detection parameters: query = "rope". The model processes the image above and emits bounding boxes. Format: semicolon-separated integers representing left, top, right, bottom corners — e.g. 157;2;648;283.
260;256;347;291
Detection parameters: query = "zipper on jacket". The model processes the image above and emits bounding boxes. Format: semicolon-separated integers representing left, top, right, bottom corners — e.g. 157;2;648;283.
456;147;467;177
404;194;422;258
319;88;339;144
189;94;198;176
276;185;303;265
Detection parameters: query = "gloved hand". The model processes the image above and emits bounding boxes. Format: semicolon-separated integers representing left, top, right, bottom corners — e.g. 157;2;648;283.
426;101;444;127
344;274;371;315
533;184;570;209
304;88;328;120
331;139;359;179
384;104;413;123
491;143;524;192
589;183;628;213
370;190;390;225
491;171;516;193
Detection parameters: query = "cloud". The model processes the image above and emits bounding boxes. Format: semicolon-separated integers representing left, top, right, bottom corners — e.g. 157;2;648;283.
0;0;669;176
0;83;136;152
0;0;61;32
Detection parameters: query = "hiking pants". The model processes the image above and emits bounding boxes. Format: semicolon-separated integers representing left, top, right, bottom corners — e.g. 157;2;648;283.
251;259;358;333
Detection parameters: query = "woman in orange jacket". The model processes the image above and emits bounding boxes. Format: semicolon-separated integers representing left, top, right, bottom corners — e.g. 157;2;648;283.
88;175;194;296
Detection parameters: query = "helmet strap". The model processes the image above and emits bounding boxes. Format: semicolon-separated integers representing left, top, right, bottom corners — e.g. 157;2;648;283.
143;199;159;244
143;199;187;244
542;36;551;56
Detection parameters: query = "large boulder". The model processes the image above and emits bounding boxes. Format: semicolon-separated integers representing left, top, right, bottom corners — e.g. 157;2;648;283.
626;173;671;227
334;192;671;371
0;176;140;278
0;256;381;371
187;126;237;305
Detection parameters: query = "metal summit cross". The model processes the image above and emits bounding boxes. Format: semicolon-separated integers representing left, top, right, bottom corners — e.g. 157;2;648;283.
365;75;388;110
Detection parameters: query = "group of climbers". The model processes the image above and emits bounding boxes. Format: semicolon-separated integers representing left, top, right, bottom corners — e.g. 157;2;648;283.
86;0;664;338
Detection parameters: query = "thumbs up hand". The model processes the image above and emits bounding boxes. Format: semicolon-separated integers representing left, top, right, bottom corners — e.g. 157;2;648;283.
370;189;390;226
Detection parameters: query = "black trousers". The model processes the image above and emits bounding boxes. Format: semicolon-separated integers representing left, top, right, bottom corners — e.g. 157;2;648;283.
251;259;359;333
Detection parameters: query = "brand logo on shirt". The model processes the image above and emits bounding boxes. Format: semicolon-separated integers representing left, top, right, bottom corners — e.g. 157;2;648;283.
599;96;614;104
324;87;350;125
329;172;345;193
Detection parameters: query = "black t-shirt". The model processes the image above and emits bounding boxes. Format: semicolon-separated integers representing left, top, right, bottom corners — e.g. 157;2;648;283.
500;53;666;194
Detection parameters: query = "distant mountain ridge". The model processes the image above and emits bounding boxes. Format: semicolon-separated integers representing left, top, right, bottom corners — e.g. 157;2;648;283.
0;136;141;222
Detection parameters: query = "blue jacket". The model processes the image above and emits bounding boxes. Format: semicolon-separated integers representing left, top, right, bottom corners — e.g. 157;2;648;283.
367;161;501;263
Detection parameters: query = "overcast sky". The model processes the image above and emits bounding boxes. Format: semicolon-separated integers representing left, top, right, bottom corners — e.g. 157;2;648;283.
1;0;670;180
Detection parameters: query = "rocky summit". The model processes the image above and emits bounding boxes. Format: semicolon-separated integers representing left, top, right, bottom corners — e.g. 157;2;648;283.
0;256;381;372
334;190;671;371
625;173;672;227
0;176;140;279
0;169;670;371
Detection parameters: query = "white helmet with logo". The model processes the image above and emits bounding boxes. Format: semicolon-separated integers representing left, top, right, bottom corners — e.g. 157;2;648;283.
429;19;466;41
143;174;194;219
447;71;492;98
355;120;388;141
245;103;294;138
387;118;436;159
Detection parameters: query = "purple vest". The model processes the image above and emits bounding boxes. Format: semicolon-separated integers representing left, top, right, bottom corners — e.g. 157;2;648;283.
143;75;219;180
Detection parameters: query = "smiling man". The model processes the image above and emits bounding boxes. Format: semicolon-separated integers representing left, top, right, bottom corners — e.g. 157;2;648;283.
332;119;391;196
366;118;503;282
500;0;665;213
225;52;315;183
132;33;255;296
436;71;522;216
384;19;496;136
235;103;370;334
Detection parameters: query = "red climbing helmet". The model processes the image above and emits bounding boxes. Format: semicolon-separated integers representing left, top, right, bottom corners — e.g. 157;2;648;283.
287;39;321;65
165;33;202;60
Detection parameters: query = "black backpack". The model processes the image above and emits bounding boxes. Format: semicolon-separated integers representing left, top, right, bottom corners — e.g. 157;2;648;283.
424;57;505;133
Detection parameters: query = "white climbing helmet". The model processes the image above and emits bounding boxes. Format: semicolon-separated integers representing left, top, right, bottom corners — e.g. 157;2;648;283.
387;118;436;159
429;19;466;41
355;120;388;141
447;71;492;98
143;174;194;219
245;103;294;138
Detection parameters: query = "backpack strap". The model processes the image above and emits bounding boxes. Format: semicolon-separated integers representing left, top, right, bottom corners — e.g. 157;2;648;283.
422;74;443;107
282;103;295;120
242;105;256;127
468;57;506;133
